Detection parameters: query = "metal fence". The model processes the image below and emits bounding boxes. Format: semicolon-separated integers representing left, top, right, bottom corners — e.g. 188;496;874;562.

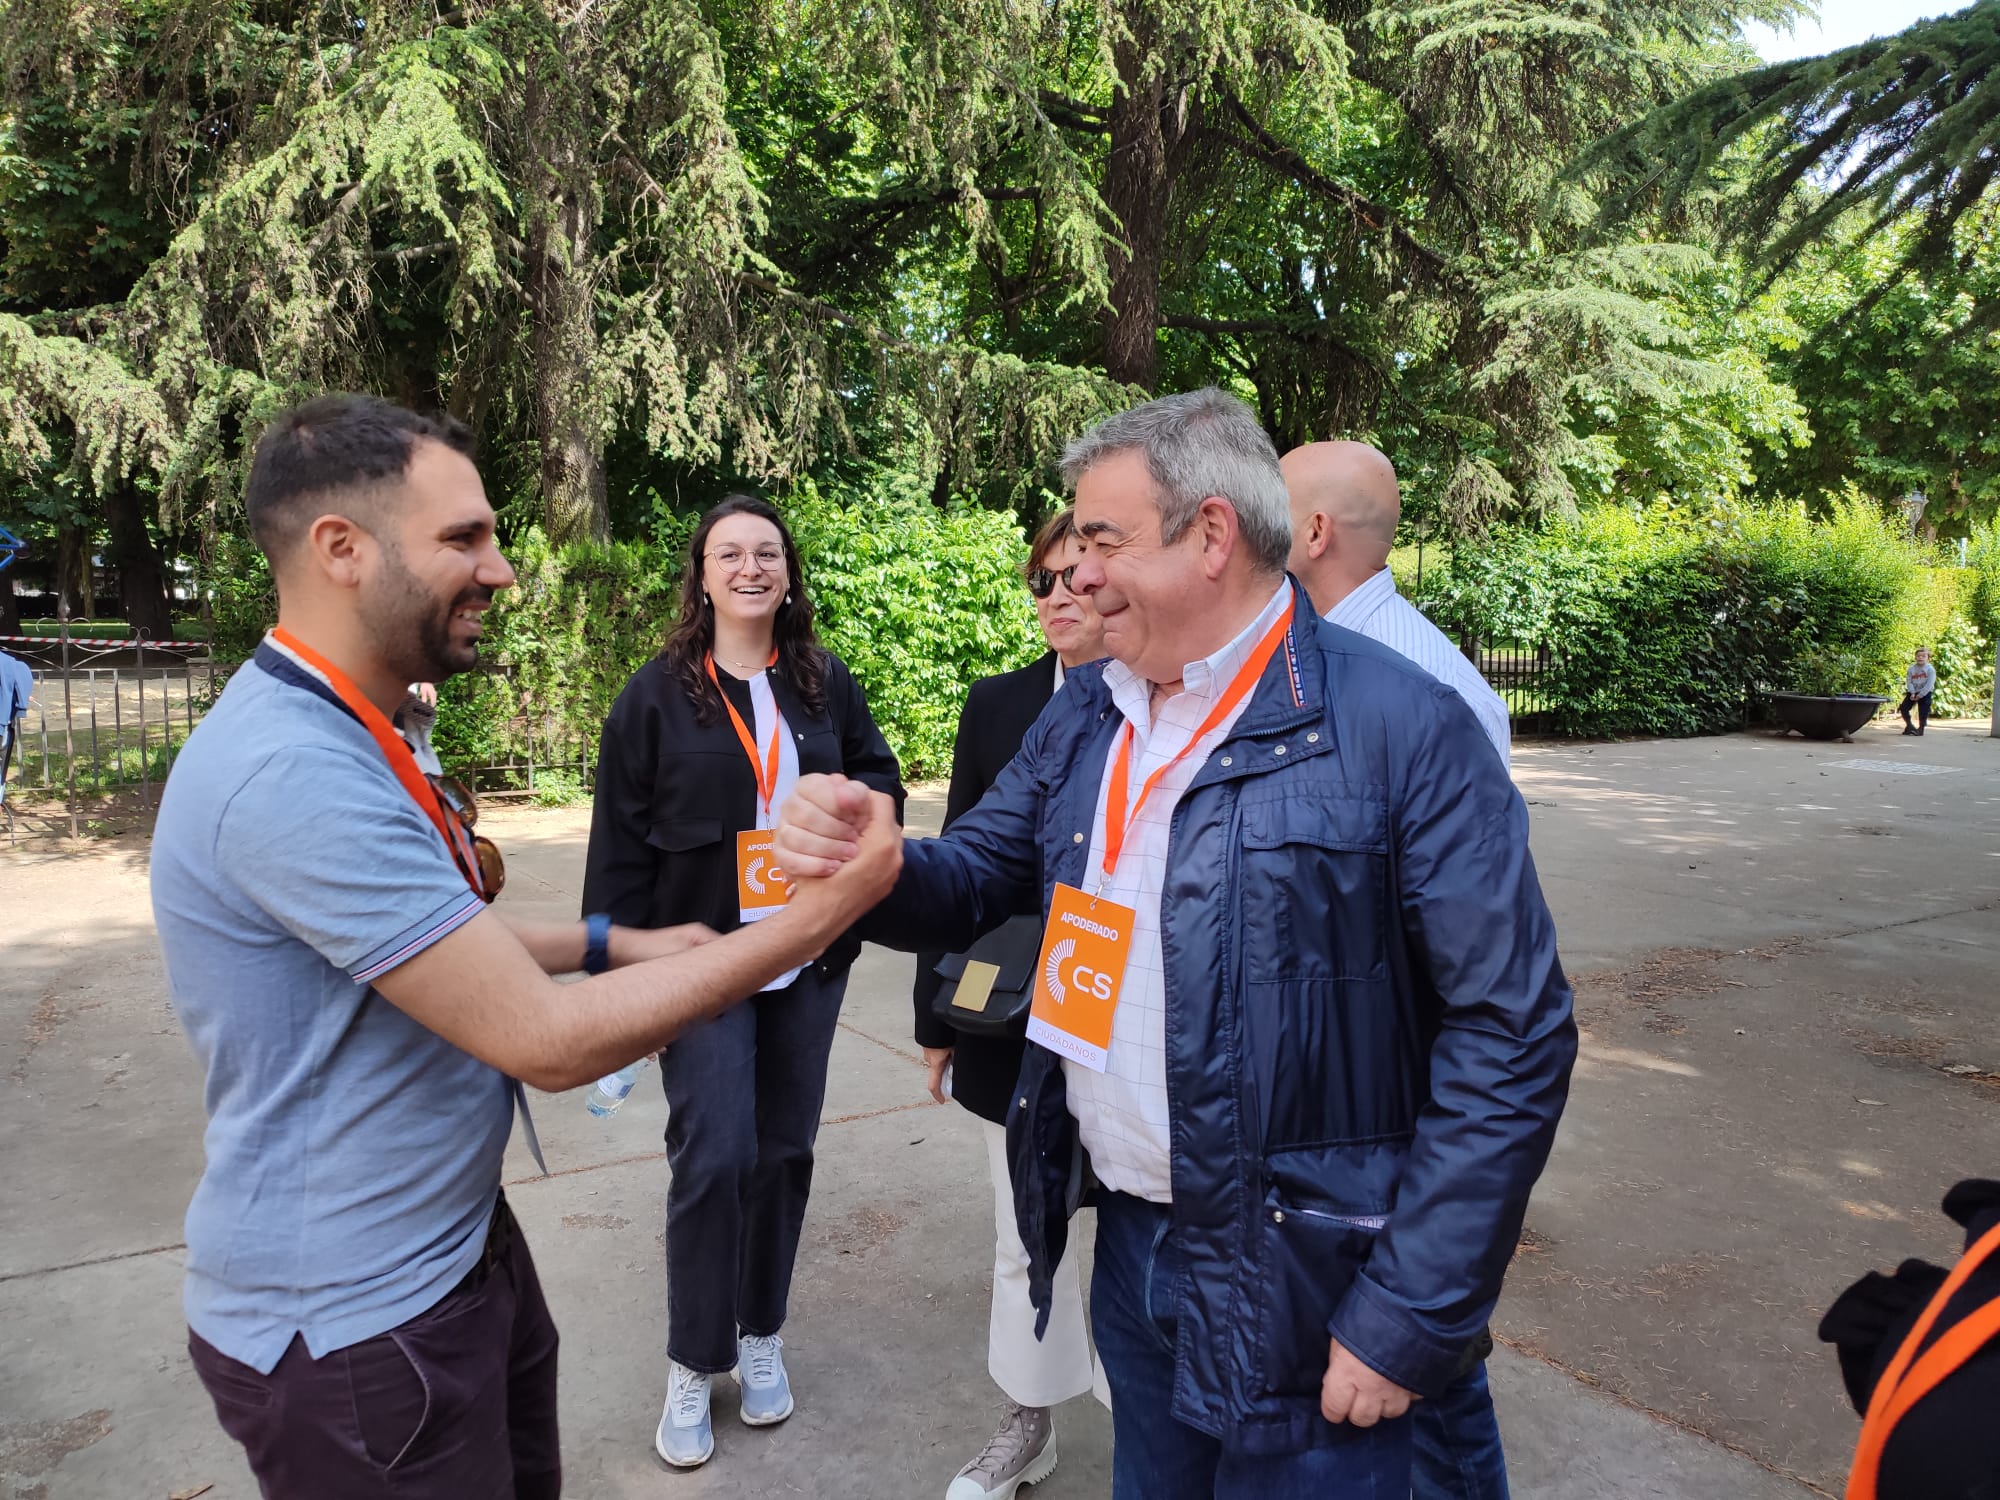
1459;634;1563;735
1;631;220;839
459;730;599;800
0;619;1574;844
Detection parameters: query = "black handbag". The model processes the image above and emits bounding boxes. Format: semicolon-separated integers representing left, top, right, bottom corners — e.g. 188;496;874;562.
928;914;1044;1038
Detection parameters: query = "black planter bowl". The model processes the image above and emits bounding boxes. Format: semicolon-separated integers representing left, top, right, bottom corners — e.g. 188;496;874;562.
1769;693;1889;741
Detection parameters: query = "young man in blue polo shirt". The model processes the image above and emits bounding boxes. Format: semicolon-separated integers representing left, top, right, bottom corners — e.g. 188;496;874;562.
150;394;900;1499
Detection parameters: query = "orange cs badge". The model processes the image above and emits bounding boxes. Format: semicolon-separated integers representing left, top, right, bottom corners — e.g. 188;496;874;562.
1025;883;1135;1072
736;829;793;919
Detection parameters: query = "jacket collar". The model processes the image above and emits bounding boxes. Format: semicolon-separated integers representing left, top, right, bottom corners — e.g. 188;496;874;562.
1228;575;1326;739
1063;576;1326;734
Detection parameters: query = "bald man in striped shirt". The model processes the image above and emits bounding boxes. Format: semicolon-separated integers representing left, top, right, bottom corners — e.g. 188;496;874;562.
1282;440;1514;1500
1282;442;1510;768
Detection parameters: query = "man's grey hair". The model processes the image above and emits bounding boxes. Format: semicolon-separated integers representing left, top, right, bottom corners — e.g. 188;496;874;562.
1060;387;1292;574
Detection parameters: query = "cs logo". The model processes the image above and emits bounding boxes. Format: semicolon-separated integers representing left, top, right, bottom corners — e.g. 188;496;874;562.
1042;937;1114;1005
1043;940;1074;1003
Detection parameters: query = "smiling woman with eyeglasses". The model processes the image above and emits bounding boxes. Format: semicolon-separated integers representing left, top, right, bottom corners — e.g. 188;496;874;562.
582;493;904;1472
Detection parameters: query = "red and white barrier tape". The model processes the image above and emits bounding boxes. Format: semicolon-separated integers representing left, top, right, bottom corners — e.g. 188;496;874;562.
1;633;209;649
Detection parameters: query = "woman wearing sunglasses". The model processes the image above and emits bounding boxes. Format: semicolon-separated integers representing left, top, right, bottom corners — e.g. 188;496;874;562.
912;509;1109;1500
584;494;904;1472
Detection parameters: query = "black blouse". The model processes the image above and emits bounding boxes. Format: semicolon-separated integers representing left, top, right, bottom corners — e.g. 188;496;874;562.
581;651;905;976
911;651;1060;1124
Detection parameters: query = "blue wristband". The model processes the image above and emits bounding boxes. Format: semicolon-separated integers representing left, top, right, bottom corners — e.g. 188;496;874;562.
584;913;613;976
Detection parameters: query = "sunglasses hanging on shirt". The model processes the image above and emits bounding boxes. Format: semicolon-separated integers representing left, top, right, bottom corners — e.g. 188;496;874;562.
429;772;508;900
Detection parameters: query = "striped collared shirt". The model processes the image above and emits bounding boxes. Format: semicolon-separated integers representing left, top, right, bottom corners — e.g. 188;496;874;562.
1326;567;1511;767
1062;580;1293;1203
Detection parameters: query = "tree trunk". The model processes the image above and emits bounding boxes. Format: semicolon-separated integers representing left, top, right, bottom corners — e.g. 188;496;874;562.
1989;635;1999;739
55;519;91;621
1100;11;1183;391
0;576;18;633
524;65;609;546
102;483;175;640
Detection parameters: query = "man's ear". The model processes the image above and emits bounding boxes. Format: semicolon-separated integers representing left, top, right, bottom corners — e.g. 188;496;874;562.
1195;495;1241;580
1307;511;1334;563
303;512;372;590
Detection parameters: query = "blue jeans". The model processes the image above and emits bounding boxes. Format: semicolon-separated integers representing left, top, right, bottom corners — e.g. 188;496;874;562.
1413;1360;1511;1499
1091;1191;1413;1500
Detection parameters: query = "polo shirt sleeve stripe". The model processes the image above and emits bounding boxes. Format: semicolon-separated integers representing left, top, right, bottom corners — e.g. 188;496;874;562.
351;888;486;985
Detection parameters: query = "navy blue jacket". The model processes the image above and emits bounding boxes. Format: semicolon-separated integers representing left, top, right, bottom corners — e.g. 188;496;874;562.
860;576;1575;1454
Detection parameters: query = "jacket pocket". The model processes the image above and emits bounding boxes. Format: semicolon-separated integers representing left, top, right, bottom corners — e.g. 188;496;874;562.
646;817;723;854
1236;791;1387;983
1250;1139;1406;1398
796;721;842;777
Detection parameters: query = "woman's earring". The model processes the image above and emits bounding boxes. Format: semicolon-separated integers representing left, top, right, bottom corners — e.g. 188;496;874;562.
785;592;793;606
702;590;711;608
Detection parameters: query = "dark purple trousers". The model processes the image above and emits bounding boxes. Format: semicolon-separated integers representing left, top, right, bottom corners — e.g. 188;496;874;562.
188;1195;561;1499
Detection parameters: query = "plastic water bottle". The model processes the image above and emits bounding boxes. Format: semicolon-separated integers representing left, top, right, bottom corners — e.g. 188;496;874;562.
585;1058;649;1118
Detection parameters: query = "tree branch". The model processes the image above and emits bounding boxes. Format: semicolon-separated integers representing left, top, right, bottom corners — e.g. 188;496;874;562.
1162;312;1371;363
372;241;453;266
1216;94;1452;275
1038;88;1110;133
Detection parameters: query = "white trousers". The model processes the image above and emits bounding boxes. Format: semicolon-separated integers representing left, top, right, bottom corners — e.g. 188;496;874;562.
982;1119;1108;1410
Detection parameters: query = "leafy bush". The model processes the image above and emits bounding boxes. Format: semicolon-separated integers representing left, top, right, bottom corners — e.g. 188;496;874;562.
785;483;1044;775
205;533;277;659
1965;520;2000;644
431;529;683;774
1930;611;1994;718
431;489;1041;782
1411;498;1975;737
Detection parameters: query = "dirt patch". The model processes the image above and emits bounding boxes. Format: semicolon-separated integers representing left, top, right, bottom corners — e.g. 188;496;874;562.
1840;1025;1948;1068
1573;937;1820;1037
0;1409;113;1479
560;1213;631;1231
1573;947;1732;1036
1633;1252;1728;1300
817;1205;905;1258
10;989;72;1084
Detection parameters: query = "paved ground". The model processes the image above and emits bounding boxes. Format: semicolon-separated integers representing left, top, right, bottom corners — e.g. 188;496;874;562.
2;720;1995;1498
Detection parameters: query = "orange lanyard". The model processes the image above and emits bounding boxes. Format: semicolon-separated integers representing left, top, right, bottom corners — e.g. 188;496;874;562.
1100;600;1294;883
706;650;784;823
1847;1221;2000;1499
269;628;484;899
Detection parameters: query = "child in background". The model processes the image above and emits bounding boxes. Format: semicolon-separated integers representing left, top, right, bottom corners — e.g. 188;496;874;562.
1898;647;1936;736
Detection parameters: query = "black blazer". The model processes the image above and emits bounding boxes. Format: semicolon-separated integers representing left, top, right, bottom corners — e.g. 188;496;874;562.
913;650;1060;1124
583;651;904;976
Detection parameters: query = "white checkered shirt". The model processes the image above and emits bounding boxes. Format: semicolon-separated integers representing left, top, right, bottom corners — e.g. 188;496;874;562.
1063;581;1292;1203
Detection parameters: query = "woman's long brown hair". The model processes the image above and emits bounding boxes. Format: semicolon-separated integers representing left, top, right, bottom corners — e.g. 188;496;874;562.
660;495;828;725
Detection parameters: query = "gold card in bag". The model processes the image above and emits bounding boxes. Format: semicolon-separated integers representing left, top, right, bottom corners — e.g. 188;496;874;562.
950;959;1002;1014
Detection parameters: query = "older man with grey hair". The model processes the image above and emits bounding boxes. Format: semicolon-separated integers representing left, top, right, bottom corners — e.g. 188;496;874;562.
776;387;1575;1499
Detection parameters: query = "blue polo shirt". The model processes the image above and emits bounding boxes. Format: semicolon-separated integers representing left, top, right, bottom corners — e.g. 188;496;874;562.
150;643;512;1372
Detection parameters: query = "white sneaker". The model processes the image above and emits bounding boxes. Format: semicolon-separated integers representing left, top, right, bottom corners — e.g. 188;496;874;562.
735;1332;796;1426
655;1361;715;1468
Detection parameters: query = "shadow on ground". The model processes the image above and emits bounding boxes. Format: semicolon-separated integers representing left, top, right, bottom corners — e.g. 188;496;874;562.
4;725;1996;1497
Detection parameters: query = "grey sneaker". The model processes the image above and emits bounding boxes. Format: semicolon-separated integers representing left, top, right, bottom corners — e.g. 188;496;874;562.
655;1361;714;1468
946;1405;1057;1500
735;1333;796;1426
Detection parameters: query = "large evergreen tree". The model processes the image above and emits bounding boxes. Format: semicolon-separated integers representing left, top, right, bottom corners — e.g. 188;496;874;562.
0;0;1824;610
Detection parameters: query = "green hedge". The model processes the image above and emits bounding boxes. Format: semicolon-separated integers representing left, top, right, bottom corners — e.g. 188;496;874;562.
1410;500;1993;737
432;491;1043;782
